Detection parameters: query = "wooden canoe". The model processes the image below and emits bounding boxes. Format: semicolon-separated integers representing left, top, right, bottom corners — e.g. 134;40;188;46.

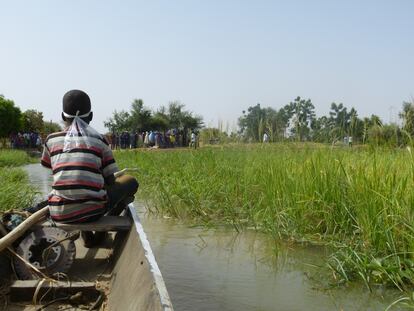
1;204;174;311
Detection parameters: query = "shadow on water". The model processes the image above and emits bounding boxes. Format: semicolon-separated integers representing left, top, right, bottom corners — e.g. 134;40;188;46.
25;163;404;311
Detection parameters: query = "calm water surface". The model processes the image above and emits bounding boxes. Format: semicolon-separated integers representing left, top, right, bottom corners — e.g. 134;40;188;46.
25;163;404;311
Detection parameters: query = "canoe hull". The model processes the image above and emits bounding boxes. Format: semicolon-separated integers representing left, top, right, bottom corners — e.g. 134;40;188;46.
108;204;173;311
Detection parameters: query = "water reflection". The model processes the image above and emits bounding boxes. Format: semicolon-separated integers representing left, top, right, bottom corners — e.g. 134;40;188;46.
24;163;52;199
25;163;402;311
136;205;402;311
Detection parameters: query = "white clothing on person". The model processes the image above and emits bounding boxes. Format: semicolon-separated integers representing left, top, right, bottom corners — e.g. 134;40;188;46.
144;132;149;145
36;136;42;147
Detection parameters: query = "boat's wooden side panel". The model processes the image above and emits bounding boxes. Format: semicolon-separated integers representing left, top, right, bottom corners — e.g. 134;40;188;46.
108;205;173;311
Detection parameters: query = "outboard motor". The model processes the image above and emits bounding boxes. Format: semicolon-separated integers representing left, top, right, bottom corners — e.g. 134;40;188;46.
2;211;78;280
14;227;77;280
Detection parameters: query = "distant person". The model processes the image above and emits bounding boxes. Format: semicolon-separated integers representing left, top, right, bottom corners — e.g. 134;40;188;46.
148;131;155;146
144;131;149;147
137;132;143;147
263;132;269;143
348;136;353;147
111;132;117;150
154;132;159;148
9;134;13;148
190;131;197;149
35;135;42;151
170;132;175;147
121;132;128;149
116;133;121;150
132;131;138;149
125;131;131;149
165;130;171;147
40;90;138;247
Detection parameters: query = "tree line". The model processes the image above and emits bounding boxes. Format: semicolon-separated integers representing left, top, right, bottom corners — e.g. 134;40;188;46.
238;96;414;146
3;92;414;148
0;95;203;145
104;99;203;133
0;95;61;139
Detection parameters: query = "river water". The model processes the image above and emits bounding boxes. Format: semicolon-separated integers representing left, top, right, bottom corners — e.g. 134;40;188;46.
24;163;404;311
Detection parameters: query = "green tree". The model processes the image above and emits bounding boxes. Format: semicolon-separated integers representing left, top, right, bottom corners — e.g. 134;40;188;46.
151;109;169;131
262;107;289;142
288;97;315;141
104;110;131;132
381;124;401;147
181;111;203;131
311;116;331;142
43;121;62;135
399;101;414;138
21;109;44;132
239;104;291;142
365;116;399;147
166;101;203;145
104;100;202;143
238;103;267;141
167;101;190;129
329;103;350;141
0;95;21;138
348;108;364;143
365;115;383;146
129;99;152;131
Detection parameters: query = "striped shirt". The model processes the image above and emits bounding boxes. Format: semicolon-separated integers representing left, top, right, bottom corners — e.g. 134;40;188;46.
41;130;118;223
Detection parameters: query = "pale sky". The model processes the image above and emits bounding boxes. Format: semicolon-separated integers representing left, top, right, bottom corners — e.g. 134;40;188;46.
1;0;413;132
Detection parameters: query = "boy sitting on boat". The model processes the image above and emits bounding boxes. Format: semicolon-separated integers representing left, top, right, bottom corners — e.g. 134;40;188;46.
40;90;138;246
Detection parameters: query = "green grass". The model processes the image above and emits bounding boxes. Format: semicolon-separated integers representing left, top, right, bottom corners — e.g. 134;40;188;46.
0;150;37;211
0;149;36;167
114;144;414;290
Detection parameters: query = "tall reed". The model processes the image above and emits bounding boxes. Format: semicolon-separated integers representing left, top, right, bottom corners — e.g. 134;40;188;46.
115;144;414;289
0;150;37;211
0;149;34;167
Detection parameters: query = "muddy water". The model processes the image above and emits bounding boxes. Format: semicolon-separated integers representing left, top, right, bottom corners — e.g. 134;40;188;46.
25;163;403;311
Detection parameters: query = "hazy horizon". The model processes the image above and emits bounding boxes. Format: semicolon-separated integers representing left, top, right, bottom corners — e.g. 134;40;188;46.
1;0;413;132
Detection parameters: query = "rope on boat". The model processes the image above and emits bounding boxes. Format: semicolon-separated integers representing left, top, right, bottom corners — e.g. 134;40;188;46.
33;273;71;308
34;291;83;311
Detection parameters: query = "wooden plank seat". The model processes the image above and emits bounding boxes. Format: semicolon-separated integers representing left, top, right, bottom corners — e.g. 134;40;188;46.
9;280;100;302
40;216;132;232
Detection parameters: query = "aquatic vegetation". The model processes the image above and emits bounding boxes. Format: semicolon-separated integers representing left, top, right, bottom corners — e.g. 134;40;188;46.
0;149;35;167
386;291;414;310
0;150;37;211
115;144;414;289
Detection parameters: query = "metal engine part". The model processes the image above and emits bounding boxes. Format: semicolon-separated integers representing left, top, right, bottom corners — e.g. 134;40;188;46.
14;227;76;280
2;213;25;231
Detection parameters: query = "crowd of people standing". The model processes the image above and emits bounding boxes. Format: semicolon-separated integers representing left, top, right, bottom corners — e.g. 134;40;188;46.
7;129;198;151
9;132;43;149
108;129;198;150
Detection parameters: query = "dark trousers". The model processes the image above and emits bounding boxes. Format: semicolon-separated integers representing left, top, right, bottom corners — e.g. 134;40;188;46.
82;175;138;246
106;174;139;215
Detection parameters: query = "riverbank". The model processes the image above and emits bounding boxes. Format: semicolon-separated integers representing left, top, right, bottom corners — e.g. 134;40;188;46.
0;150;37;211
114;143;414;293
